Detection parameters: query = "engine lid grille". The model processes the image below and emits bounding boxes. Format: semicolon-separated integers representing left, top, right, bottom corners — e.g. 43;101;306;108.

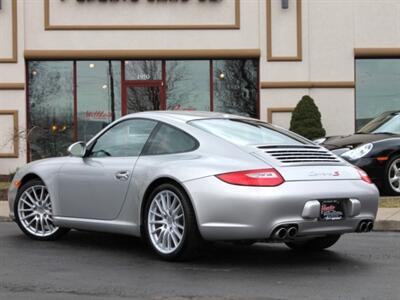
257;145;342;165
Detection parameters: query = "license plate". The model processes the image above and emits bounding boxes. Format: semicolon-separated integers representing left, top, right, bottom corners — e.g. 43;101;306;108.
319;200;344;221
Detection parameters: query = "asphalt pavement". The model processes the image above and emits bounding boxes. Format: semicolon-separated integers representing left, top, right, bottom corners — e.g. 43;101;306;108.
0;223;399;300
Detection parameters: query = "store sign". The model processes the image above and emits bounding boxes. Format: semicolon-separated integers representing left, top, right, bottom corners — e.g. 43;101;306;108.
73;0;222;3
51;0;235;29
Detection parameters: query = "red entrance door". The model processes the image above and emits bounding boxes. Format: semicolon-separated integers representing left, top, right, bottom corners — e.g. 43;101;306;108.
122;60;166;115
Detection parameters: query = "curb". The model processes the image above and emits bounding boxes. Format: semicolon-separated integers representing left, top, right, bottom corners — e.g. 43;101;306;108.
0;217;398;230
1;216;398;230
0;216;11;222
374;220;400;231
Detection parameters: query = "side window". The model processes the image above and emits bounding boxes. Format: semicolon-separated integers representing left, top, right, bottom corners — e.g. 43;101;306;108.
89;119;157;157
145;124;198;155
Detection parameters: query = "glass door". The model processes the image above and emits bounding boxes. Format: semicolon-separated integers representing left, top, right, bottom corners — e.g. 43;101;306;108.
125;84;162;114
122;60;165;114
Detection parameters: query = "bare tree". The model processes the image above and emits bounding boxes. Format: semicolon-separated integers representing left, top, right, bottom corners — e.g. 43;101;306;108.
213;60;258;117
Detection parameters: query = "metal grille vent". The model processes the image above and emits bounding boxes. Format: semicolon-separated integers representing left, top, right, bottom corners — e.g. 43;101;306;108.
257;145;341;164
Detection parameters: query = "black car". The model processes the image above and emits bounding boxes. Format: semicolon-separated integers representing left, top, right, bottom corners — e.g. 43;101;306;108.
318;111;400;196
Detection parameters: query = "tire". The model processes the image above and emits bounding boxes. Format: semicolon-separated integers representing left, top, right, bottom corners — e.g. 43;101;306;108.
383;155;400;196
143;183;203;261
14;179;70;241
285;235;341;251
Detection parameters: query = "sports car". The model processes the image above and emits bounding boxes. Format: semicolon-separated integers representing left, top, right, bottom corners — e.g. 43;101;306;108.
8;111;379;260
318;111;400;195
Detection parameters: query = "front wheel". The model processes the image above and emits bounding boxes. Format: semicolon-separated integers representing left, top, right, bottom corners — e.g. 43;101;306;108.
285;235;341;251
14;179;69;241
383;156;400;196
143;183;202;261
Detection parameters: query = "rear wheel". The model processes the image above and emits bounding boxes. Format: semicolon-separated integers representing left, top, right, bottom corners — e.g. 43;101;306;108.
144;183;202;261
383;156;400;196
285;235;341;251
14;179;69;240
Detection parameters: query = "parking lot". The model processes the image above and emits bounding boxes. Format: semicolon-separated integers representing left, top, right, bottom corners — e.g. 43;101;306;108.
0;223;399;300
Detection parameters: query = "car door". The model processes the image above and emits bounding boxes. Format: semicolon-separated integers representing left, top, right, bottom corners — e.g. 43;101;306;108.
57;118;158;220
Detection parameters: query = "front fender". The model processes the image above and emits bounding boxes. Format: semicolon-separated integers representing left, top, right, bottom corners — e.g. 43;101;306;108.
8;157;70;219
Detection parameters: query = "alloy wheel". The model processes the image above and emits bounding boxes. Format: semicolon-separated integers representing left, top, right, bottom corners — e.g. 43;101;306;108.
17;185;59;237
388;158;400;193
147;190;185;254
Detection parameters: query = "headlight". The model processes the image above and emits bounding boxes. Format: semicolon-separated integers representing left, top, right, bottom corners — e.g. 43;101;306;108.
341;143;373;161
313;137;327;145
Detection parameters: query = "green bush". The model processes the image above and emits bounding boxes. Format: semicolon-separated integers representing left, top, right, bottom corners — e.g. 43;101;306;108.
289;95;326;140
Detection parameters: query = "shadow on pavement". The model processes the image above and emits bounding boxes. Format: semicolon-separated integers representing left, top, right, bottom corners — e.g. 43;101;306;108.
14;229;364;271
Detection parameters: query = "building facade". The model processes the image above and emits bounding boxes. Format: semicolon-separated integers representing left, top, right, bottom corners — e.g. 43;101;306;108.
1;0;400;174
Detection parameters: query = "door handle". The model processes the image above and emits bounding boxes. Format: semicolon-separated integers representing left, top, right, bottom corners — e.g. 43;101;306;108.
115;171;130;181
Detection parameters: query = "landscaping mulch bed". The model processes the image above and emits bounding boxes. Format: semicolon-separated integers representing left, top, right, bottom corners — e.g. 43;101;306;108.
0;182;9;201
0;175;9;181
0;190;7;201
379;197;400;208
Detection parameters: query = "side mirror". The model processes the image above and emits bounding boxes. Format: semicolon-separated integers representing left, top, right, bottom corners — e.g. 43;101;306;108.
67;142;87;158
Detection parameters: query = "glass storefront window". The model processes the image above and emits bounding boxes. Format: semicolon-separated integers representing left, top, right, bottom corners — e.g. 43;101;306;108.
28;61;74;160
213;59;258;118
356;59;400;130
166;60;210;111
27;59;259;161
125;60;162;80
77;61;121;142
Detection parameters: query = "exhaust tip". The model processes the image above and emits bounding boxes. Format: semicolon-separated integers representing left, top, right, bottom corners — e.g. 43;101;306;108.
273;227;288;240
358;221;367;232
366;221;373;232
287;226;298;238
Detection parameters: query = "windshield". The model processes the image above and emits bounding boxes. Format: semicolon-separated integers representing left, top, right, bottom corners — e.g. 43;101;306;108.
190;118;308;146
358;113;400;134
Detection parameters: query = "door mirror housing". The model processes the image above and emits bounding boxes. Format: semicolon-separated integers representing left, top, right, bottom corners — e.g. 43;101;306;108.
68;142;87;158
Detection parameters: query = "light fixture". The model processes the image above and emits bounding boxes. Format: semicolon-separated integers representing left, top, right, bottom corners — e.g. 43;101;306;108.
89;63;95;69
219;72;225;80
32;70;37;76
281;0;289;9
102;84;108;89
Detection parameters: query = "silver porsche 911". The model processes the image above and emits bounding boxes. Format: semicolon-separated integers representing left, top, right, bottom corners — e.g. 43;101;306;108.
8;111;379;260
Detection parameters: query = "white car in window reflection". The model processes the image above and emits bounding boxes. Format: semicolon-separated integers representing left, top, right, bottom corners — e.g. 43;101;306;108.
8;111;378;261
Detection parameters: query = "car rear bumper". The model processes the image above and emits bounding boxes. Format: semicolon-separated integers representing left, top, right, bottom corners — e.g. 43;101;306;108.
183;176;379;241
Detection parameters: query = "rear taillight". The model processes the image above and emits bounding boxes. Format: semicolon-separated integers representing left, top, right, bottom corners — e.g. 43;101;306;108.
216;168;284;187
356;167;372;184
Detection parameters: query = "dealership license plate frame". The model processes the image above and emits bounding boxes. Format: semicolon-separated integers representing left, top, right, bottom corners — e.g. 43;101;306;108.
319;199;345;221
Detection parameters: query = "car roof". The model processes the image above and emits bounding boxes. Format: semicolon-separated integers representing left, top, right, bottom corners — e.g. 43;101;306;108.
123;110;256;122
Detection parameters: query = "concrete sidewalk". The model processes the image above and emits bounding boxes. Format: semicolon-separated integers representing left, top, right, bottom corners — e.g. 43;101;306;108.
1;200;399;231
374;208;400;231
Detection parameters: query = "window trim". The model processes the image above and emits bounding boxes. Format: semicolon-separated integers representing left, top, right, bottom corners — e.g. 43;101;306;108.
86;117;159;158
141;121;200;156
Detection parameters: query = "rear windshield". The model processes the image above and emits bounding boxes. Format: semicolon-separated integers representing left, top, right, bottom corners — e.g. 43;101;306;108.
190;118;307;146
